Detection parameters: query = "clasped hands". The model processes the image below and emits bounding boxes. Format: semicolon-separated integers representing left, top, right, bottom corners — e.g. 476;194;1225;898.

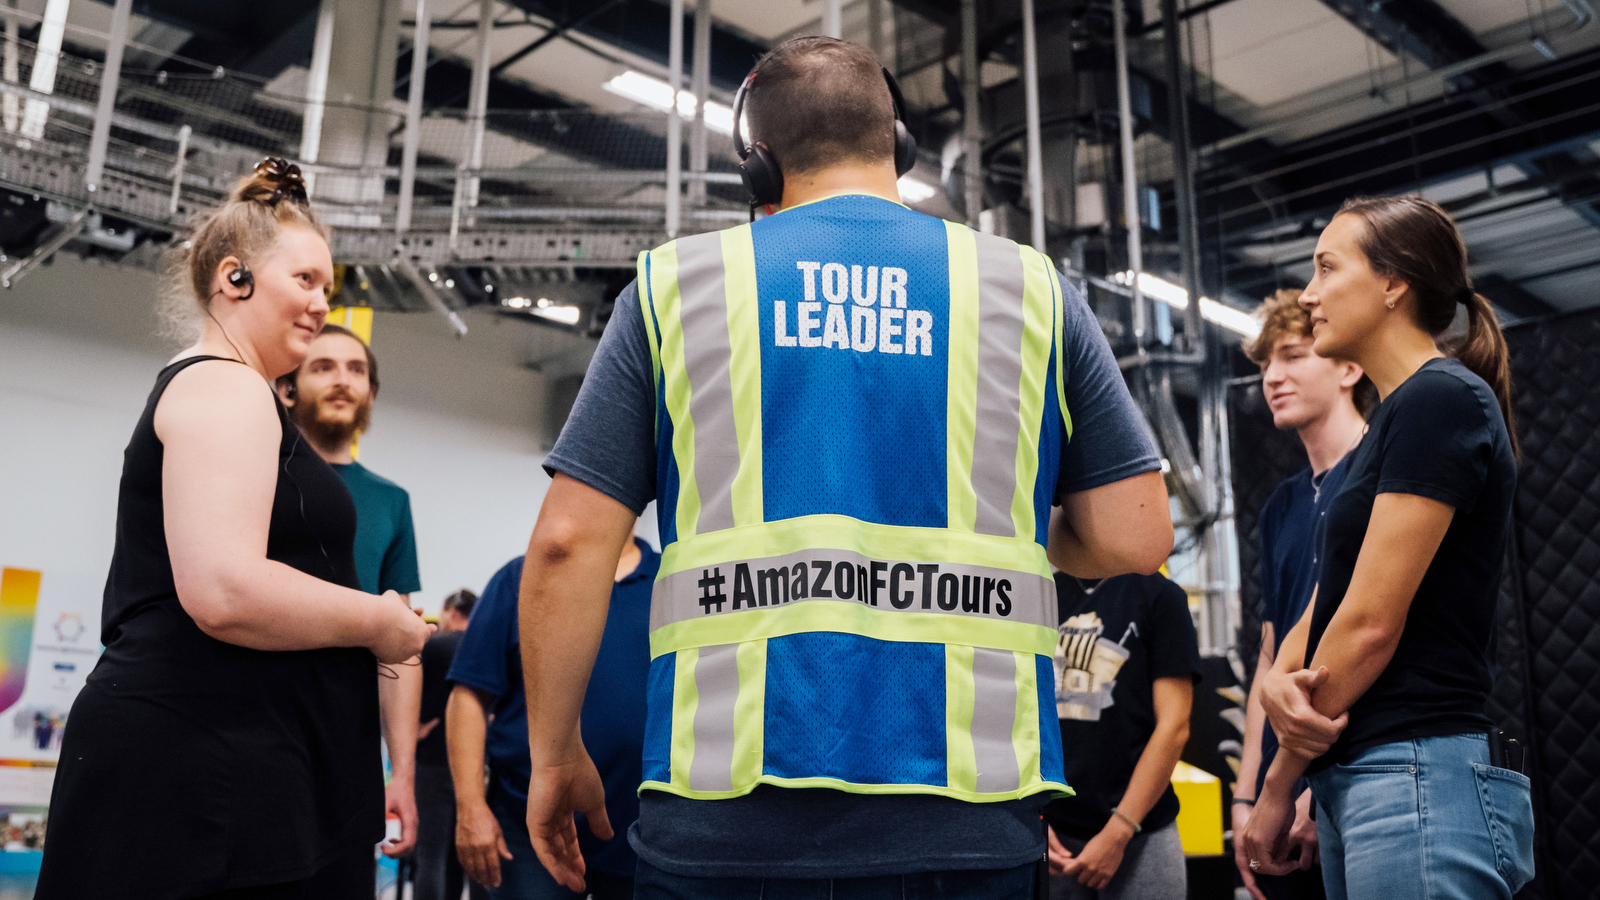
1239;666;1347;877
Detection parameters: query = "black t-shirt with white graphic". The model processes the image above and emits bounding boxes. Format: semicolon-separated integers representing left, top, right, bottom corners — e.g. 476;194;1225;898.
1042;573;1201;841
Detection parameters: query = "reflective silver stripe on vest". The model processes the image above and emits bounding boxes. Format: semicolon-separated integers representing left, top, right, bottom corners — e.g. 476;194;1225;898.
689;643;740;792
675;232;740;534
970;647;1021;792
970;233;1028;537
650;548;1054;631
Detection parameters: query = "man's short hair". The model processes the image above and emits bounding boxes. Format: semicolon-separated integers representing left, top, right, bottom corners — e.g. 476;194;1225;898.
745;36;896;176
277;322;380;396
1245;288;1375;415
442;588;477;618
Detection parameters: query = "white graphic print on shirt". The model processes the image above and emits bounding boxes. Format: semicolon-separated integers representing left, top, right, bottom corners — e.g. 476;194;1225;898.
1054;612;1133;721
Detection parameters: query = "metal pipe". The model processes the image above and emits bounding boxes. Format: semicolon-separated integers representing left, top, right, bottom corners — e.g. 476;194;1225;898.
396;0;431;234
1160;0;1202;353
665;0;683;236
867;0;883;59
20;0;68;140
1021;0;1044;250
85;0;132;197
689;0;710;207
299;1;335;197
168;123;190;215
961;0;982;230
3;2;19;134
2;208;85;288
823;0;842;38
1112;0;1145;353
397;261;469;336
465;0;493;212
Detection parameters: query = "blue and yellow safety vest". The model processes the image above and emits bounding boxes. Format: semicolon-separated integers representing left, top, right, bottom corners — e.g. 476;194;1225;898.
637;194;1072;803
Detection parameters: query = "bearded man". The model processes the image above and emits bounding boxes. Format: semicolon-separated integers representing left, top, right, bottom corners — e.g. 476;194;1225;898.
278;323;426;868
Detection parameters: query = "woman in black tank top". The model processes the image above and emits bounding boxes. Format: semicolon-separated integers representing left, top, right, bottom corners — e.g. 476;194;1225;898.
36;160;432;900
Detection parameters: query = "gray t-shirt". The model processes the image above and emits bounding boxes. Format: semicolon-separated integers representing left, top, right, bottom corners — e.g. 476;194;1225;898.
545;274;1159;878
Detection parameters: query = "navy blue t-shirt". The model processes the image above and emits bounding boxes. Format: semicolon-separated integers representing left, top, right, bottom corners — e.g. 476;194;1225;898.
1305;359;1515;770
1253;454;1349;794
446;541;659;875
543;198;1160;878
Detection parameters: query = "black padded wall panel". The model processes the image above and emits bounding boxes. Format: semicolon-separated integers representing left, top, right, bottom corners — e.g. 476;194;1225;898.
1501;308;1600;900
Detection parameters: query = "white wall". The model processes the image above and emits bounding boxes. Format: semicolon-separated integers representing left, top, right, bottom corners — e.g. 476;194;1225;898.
0;253;607;634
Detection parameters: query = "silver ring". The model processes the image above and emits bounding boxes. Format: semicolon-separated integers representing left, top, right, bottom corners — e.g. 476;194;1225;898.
1249;859;1261;871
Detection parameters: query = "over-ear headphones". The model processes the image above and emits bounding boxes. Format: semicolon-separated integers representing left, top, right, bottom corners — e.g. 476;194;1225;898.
731;65;917;208
228;262;255;299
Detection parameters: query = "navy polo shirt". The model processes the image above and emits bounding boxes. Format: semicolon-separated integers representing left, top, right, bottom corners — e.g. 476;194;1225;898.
446;539;659;875
1254;453;1349;794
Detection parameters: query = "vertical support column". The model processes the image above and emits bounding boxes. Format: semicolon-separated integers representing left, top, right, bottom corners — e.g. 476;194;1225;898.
1021;0;1044;251
1112;0;1145;353
396;0;430;234
2;2;18;134
1160;0;1202;351
465;0;493;211
823;0;842;38
20;0;69;141
960;0;981;230
84;0;131;196
688;0;710;207
665;0;684;237
300;1;336;197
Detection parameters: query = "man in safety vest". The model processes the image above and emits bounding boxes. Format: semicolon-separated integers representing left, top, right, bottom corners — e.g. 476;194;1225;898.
519;36;1173;899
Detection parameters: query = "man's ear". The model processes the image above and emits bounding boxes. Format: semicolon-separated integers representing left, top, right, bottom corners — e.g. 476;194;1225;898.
1338;361;1364;391
274;377;296;408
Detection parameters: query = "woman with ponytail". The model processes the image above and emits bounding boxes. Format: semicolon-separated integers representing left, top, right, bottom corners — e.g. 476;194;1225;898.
1239;196;1531;899
36;159;432;899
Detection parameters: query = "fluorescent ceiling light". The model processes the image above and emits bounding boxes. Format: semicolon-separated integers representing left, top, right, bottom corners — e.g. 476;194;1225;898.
898;176;938;204
532;305;582;326
603;71;734;136
1114;270;1261;339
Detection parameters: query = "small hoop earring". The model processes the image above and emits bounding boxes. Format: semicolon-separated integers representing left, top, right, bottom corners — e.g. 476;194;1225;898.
1385;300;1396;309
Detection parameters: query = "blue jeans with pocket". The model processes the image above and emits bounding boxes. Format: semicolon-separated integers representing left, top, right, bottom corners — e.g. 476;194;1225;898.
1306;733;1534;900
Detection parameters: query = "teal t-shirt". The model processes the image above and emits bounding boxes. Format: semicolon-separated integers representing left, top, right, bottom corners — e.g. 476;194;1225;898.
331;462;422;596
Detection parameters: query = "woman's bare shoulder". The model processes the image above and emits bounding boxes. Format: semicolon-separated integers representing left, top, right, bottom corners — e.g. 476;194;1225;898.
155;357;280;444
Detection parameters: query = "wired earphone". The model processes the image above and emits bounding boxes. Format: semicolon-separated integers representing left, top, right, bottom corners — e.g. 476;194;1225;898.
730;64;918;210
202;261;412;674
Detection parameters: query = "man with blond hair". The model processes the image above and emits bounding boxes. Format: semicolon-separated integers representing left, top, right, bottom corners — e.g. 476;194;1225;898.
1232;289;1371;900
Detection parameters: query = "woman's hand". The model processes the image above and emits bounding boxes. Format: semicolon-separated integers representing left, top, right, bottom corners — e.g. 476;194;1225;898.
1239;782;1297;877
1261;666;1347;757
369;591;432;663
1232;803;1268;900
1286;787;1319;871
1059;816;1134;890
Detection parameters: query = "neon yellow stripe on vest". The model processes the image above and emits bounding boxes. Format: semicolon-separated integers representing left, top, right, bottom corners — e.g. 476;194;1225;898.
944;220;980;532
720;226;766;528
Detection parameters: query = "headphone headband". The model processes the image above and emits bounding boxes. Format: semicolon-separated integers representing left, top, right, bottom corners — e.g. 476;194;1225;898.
732;62;917;207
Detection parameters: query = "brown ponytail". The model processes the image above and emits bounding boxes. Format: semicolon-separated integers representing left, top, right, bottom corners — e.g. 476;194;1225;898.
1336;196;1518;456
161;157;326;339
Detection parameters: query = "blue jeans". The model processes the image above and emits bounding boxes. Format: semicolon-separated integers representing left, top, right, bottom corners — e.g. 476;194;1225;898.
635;858;1038;899
1306;733;1534;900
487;789;633;900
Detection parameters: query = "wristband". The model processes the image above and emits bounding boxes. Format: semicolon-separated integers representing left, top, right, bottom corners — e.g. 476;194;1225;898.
1232;797;1256;806
1109;806;1142;834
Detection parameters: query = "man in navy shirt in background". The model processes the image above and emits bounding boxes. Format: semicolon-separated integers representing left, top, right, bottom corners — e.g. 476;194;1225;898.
1233;289;1371;900
446;536;657;899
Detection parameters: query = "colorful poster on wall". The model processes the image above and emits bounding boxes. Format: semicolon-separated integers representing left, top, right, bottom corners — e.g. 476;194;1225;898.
0;567;96;807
